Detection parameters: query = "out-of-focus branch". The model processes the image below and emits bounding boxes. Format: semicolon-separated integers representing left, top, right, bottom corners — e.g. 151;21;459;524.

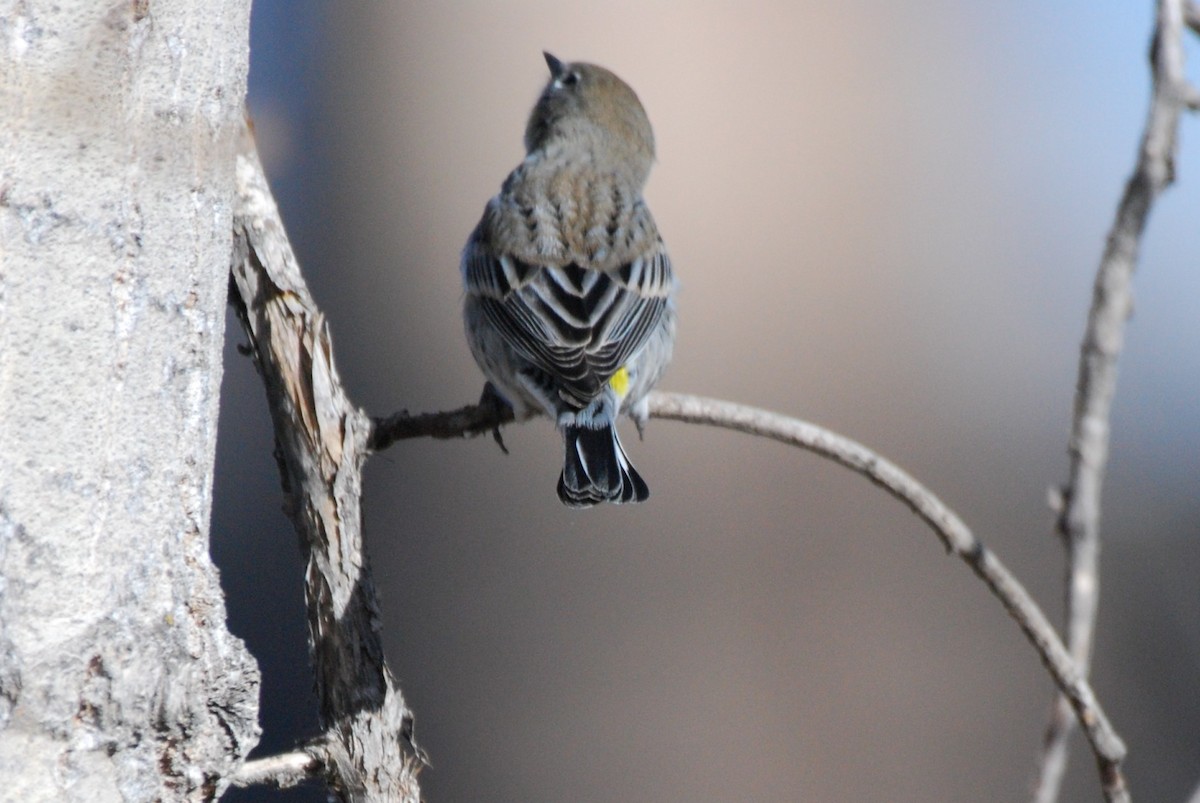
1184;0;1200;33
229;123;423;802
1032;2;1196;800
374;390;1128;800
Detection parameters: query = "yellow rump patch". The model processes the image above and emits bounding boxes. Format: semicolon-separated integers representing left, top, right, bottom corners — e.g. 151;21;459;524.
609;366;630;397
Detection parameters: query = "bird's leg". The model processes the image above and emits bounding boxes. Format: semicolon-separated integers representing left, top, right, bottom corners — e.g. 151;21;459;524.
478;382;512;455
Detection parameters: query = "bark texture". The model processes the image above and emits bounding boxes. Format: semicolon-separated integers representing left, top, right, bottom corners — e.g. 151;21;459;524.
0;1;259;799
230;129;423;802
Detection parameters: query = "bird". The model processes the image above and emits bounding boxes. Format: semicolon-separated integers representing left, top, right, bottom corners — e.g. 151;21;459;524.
461;52;677;507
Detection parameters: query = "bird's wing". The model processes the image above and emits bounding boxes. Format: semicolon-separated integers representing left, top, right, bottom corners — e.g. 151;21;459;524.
463;236;673;408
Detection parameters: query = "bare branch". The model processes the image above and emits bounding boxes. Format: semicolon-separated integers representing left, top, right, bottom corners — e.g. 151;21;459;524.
374;390;1129;800
371;399;532;451
1033;1;1194;799
230;750;322;789
648;392;1128;801
230;123;423;802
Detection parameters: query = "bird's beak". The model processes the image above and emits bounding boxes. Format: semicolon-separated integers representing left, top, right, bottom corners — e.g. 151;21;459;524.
543;51;566;79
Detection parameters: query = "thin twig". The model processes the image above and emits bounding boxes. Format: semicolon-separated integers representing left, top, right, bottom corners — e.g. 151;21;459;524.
230;749;323;789
371;400;530;450
230;122;423;801
374;390;1129;800
1032;1;1194;800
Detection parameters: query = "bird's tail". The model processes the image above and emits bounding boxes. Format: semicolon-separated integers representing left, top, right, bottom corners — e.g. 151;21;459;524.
557;423;649;507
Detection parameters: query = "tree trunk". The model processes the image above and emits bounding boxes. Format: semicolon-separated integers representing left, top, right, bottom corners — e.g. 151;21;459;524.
0;1;259;800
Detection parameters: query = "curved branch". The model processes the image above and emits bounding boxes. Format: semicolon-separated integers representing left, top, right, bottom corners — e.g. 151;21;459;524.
1034;2;1196;799
647;392;1128;801
372;390;1128;800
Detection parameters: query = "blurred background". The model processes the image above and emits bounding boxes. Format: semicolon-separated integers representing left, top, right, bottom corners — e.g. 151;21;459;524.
217;2;1200;800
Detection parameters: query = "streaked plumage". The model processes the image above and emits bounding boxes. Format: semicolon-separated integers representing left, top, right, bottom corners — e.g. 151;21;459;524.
462;53;677;507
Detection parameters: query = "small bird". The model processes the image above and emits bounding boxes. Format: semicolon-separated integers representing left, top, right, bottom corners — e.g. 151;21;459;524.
461;52;677;507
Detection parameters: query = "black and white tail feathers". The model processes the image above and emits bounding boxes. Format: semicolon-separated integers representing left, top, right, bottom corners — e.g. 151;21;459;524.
557;424;649;507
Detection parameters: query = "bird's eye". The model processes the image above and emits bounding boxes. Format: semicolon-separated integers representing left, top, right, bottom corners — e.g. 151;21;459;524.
561;71;580;87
